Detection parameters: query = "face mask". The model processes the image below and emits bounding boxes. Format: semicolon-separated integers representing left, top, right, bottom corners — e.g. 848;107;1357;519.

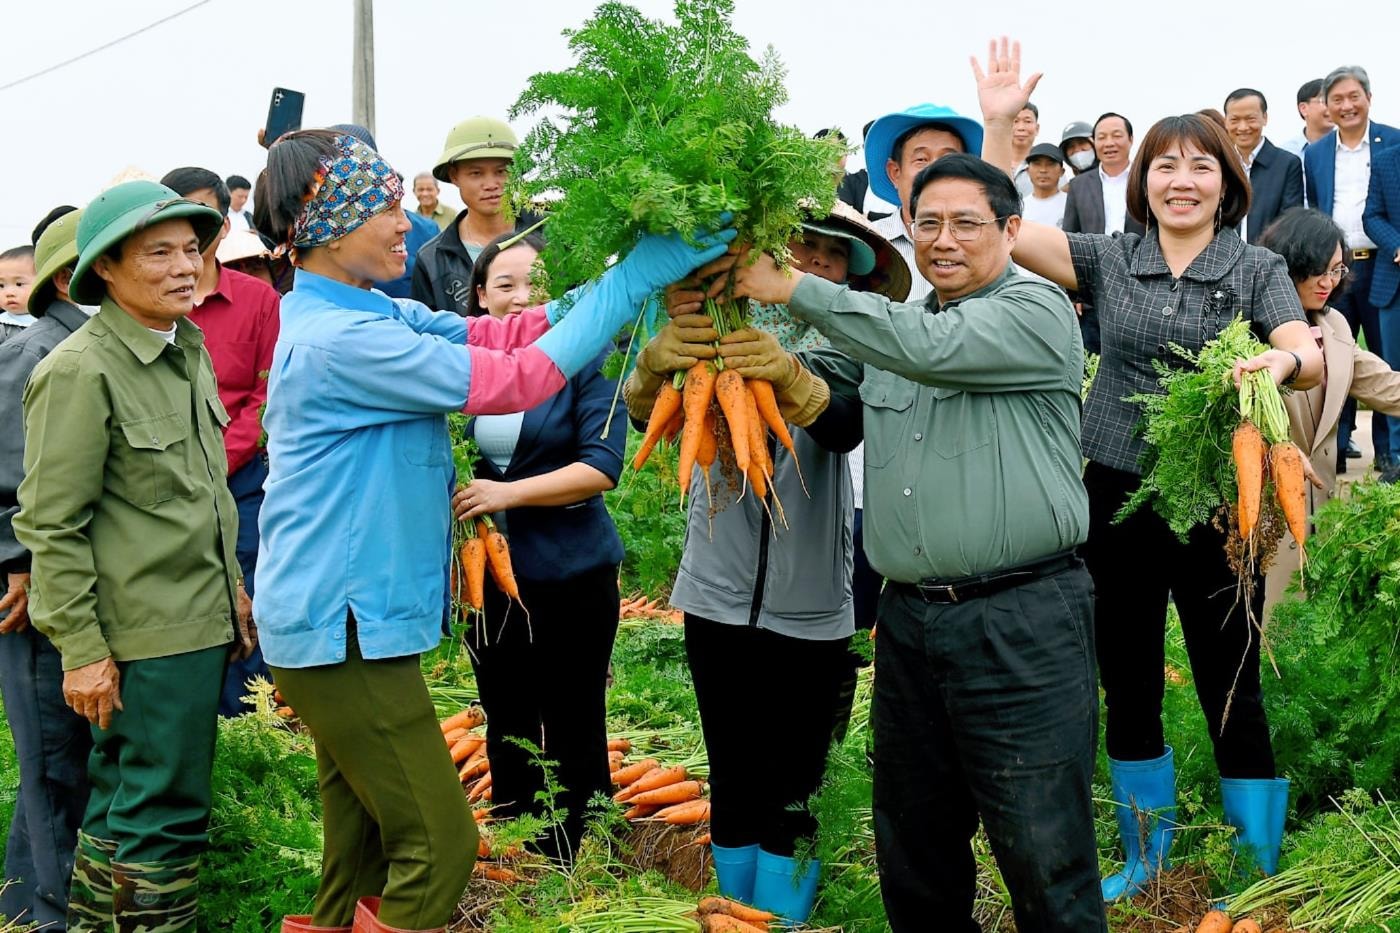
1069;150;1096;171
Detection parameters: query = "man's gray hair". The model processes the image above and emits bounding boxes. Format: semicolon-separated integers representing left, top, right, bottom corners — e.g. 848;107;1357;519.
413;171;439;186
1324;65;1371;99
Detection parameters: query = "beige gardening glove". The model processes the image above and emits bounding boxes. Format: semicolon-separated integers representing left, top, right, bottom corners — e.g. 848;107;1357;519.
624;314;719;424
717;329;831;427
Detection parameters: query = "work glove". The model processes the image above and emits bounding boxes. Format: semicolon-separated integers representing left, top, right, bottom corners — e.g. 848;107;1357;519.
535;223;737;378
624;314;718;425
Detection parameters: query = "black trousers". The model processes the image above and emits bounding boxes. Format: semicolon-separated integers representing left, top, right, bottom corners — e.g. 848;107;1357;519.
684;615;850;856
1335;256;1390;464
871;566;1105;933
467;564;619;859
1081;461;1275;777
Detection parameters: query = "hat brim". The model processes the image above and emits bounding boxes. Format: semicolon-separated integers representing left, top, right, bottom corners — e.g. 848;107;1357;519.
799;220;877;276
432;145;518;182
28;239;81;314
69;201;224;306
865;114;985;206
811;206;912;303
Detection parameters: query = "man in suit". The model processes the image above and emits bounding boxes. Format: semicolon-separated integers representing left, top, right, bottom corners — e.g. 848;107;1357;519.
1363;142;1400;481
1063;112;1146;352
1280;79;1334;158
1304;65;1400;470
1224;88;1303;244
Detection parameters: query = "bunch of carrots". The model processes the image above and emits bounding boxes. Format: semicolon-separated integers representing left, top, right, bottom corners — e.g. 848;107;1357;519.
1233;370;1308;559
448;417;526;626
695;897;776;933
632;300;800;518
1178;910;1296;933
439;705;523;883
611;751;711;828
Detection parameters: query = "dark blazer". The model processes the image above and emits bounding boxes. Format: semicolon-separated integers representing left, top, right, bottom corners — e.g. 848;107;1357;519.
1244;139;1304;244
1303;122;1400;214
465;347;625;582
1364;143;1400;308
1062;169;1147;237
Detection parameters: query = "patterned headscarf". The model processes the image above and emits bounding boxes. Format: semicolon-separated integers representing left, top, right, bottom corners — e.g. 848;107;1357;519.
291;134;404;249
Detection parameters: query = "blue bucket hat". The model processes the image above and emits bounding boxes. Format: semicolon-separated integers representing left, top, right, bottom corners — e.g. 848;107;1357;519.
864;104;984;206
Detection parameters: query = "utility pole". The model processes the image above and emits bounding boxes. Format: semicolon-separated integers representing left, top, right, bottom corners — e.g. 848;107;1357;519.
352;0;376;136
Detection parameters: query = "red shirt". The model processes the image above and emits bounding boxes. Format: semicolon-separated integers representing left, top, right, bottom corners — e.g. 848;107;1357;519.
188;265;280;474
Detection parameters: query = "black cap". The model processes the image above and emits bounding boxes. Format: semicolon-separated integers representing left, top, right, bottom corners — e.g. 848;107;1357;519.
1026;142;1065;165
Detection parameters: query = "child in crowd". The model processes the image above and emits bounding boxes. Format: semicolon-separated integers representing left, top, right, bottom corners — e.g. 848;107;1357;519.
0;246;36;343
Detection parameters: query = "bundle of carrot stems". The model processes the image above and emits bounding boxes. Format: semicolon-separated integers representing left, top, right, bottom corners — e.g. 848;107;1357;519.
631;292;802;524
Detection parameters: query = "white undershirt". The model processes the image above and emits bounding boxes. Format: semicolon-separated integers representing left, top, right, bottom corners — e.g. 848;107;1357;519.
1099;165;1130;234
1021;190;1068;228
149;326;177;345
474;412;524;473
1333;125;1377;249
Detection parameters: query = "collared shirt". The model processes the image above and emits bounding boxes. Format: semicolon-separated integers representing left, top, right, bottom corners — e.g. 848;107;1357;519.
188;264;280;474
418;201;455;230
1333;123;1377;249
1279;132;1310;158
1100;165;1130;234
14;300;240;670
1068;227;1305;473
795;266;1088;583
871;211;932;303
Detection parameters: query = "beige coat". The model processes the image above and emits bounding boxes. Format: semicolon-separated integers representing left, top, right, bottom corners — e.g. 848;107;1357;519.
1265;307;1400;610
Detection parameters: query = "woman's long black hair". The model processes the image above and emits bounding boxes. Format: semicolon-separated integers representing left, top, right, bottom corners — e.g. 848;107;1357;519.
464;232;546;317
255;130;342;247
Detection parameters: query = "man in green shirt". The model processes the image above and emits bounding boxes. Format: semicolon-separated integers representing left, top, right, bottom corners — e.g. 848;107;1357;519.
720;154;1104;931
13;180;256;932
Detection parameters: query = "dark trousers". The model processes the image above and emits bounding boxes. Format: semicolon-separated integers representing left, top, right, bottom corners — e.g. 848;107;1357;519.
1335;257;1390;464
0;625;91;929
466;564;619;859
871;566;1105;933
219;454;269;717
684;615;850;856
1081;461;1274;777
271;622;476;928
82;646;225;863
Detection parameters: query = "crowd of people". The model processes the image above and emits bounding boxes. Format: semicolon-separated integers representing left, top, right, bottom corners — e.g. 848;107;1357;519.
2;32;1400;933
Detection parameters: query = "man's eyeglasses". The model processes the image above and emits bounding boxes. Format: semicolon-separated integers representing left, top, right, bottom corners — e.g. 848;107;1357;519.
910;216;1007;243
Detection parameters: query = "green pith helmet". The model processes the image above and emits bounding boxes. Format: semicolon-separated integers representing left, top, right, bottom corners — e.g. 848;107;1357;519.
68;181;223;306
29;208;83;312
432;116;519;182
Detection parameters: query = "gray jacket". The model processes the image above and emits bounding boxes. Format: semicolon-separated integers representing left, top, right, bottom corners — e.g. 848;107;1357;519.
670;421;856;641
0;301;88;572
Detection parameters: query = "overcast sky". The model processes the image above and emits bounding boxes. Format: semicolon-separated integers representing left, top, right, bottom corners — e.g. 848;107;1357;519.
3;0;1397;244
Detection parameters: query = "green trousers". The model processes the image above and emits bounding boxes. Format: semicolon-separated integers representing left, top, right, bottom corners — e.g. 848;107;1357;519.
271;629;477;929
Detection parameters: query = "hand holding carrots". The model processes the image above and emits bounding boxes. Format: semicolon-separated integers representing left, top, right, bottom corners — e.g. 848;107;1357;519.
454;479;516;521
717;329;797;388
63;657;123;729
637;314;720;375
1231;349;1297;389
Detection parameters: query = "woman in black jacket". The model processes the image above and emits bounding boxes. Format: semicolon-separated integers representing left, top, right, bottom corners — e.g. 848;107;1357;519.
452;231;625;860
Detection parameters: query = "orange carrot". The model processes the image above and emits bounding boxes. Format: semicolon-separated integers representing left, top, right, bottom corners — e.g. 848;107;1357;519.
1229;920;1262;933
1270;442;1308;551
443;727;468;745
698;896;776;923
654;798;710;825
472;808;490;823
449;734;485;765
459;756;490;783
748;379;795;463
697;408;718;469
614;766;665;801
634;381;685;470
440;706;486;733
467;771;493;803
625;765;688;796
607;737;632;754
663;407;685;444
1233;421;1265;540
713;368;750;475
1195;912;1233;933
700;915;768;933
473;864;519;884
623;803;661;821
627;780;704;807
462;538;486;610
680;362;720;497
477;835;491;858
475;518;491;542
484;531;521;603
611;758;659;787
690;831;711;846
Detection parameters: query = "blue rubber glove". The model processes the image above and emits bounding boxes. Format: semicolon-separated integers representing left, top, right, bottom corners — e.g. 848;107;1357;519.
536;223;737;378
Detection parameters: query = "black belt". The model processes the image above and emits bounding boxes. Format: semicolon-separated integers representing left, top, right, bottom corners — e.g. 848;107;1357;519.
893;552;1080;604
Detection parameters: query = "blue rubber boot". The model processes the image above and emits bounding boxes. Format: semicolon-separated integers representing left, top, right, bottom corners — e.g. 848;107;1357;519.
751;850;820;925
710;843;759;903
1220;777;1289;877
1101;747;1177;902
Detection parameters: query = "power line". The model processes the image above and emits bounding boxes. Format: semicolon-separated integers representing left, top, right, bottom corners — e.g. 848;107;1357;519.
0;0;214;94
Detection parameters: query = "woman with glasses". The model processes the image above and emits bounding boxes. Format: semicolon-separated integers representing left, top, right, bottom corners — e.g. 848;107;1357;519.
974;39;1322;899
1258;208;1400;606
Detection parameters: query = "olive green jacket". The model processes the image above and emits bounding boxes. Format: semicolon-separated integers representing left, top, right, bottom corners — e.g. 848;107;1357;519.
794;266;1089;583
14;300;239;670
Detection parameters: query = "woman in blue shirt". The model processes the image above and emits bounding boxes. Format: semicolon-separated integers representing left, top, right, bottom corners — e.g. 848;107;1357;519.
451;230;626;861
253;130;732;933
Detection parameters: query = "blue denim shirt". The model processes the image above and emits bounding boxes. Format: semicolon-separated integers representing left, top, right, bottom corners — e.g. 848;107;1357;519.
255;270;472;668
